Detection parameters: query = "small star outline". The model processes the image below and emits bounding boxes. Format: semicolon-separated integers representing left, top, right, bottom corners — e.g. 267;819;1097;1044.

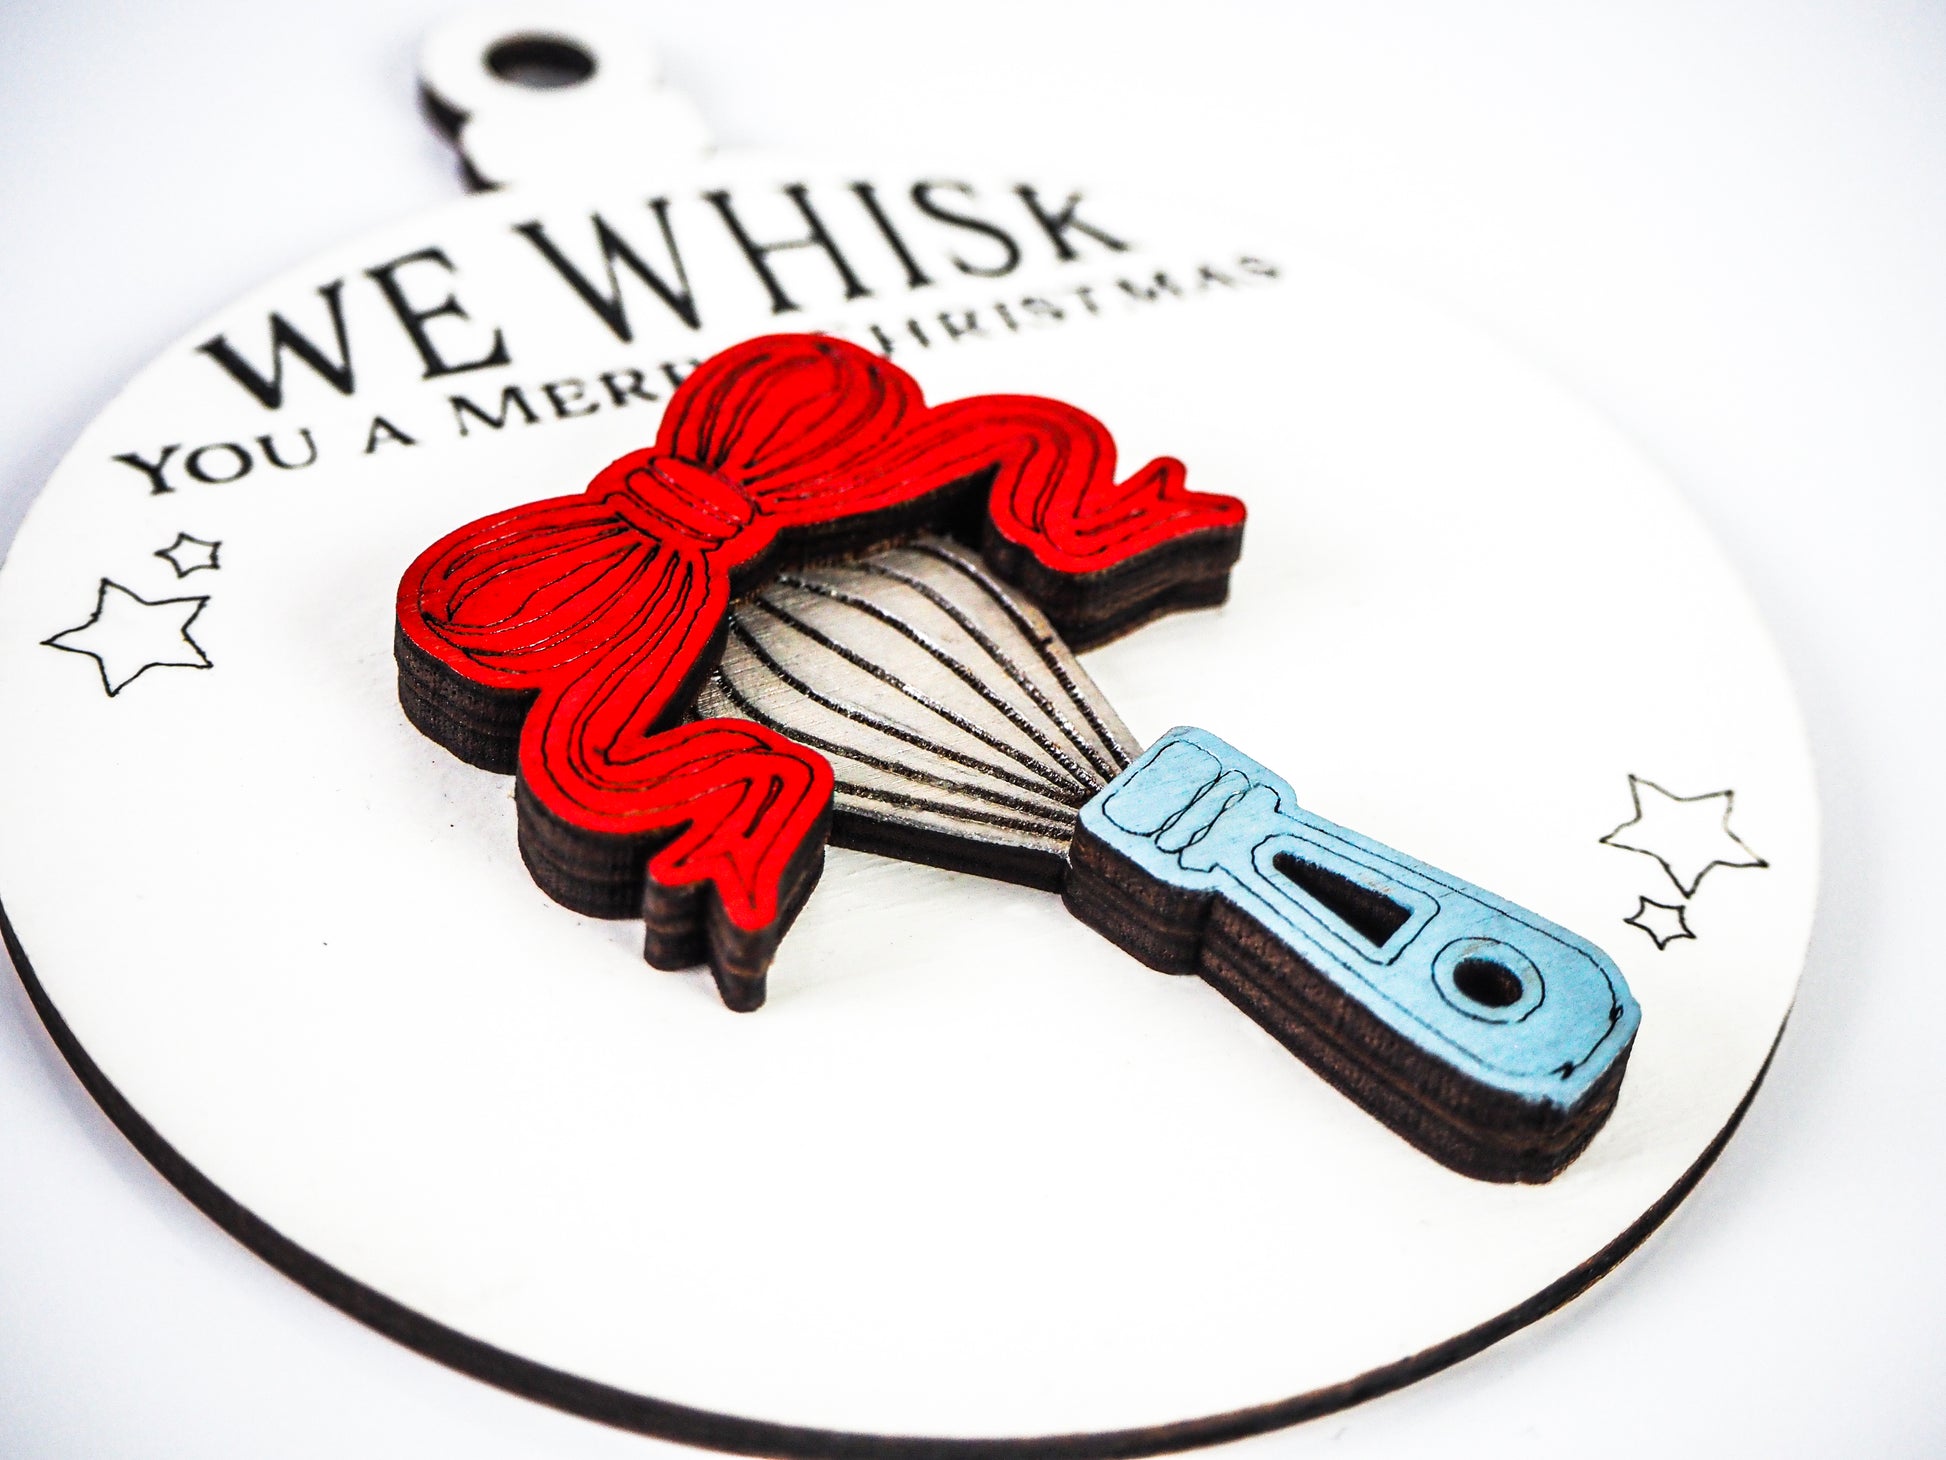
43;578;212;697
1624;896;1695;950
1601;773;1768;898
156;532;221;577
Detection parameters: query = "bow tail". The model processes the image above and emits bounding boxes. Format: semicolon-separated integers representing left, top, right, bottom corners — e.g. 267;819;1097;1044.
515;549;834;1004
838;395;1249;648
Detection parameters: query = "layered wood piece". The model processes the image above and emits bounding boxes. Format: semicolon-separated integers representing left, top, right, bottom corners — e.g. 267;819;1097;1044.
1066;727;1640;1183
639;831;828;1013
394;332;1244;1005
395;333;1636;1179
985;517;1245;652
1199;905;1634;1182
695;537;1140;890
694;538;1637;1181
394;618;532;775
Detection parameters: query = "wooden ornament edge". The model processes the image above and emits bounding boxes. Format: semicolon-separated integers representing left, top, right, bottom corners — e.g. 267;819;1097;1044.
2;891;1787;1459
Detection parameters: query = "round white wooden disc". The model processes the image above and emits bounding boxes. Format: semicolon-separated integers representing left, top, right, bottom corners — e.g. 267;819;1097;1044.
0;144;1815;1451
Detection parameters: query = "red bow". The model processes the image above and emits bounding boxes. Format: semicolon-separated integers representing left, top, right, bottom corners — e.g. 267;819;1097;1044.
395;333;1244;1006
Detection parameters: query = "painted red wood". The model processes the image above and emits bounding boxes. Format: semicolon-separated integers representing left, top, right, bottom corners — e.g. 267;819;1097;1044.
396;333;1243;986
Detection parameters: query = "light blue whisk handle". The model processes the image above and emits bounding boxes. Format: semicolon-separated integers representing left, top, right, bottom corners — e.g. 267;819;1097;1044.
1069;726;1639;1177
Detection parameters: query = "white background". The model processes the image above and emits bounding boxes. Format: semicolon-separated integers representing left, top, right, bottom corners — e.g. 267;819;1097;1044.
0;2;1939;1457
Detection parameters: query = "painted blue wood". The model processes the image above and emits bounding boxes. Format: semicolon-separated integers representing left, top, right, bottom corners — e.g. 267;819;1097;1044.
1080;727;1639;1111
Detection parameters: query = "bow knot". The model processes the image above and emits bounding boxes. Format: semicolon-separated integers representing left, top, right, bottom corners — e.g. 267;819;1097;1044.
612;456;757;551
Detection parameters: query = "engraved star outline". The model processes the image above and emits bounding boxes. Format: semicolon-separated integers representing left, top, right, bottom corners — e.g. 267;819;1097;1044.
1624;895;1695;950
43;578;213;697
156;532;221;577
1601;773;1768;898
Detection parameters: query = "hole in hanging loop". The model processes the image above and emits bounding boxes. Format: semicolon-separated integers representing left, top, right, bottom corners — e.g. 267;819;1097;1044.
485;35;597;90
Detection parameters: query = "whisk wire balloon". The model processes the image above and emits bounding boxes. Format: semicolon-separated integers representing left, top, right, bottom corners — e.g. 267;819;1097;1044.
696;538;1137;889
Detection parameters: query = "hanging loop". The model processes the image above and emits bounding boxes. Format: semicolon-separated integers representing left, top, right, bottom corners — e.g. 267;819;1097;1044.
418;4;712;190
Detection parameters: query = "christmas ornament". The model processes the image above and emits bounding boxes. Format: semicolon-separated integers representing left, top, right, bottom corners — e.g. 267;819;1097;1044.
0;6;1816;1453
